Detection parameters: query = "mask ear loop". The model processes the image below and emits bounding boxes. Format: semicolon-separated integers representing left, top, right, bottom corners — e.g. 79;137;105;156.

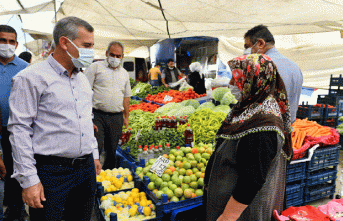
65;38;79;60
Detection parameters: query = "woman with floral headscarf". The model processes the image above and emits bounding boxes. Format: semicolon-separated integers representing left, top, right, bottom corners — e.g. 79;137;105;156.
204;54;292;221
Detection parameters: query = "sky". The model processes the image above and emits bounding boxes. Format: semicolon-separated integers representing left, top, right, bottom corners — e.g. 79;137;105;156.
0;0;63;55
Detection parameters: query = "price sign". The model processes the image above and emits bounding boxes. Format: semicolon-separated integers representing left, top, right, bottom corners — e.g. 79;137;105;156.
163;95;173;102
150;156;170;177
135;88;140;94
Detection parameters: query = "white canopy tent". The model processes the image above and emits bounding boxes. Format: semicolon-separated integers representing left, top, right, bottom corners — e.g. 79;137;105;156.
2;0;343;89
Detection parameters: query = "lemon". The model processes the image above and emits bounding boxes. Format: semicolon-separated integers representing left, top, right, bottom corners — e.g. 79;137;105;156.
134;197;140;203
119;177;124;183
100;196;108;202
104;208;113;216
114;181;122;189
143;207;151;216
132;188;139;193
129;207;137;217
140;200;148;207
115;198;122;204
147;200;152;205
127;175;133;182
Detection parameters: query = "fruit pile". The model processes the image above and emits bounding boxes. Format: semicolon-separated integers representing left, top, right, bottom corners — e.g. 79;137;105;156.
145;88;206;104
96;168;135;193
99;188;156;221
135;143;213;202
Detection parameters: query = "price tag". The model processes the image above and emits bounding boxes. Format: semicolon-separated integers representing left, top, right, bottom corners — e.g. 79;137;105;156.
150;156;170;177
163;95;173;102
135;88;140;94
135;129;141;142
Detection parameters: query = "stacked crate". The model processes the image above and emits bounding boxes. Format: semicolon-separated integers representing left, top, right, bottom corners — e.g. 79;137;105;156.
303;145;340;203
285;159;307;207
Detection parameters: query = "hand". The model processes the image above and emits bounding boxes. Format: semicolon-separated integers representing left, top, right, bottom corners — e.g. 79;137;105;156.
94;159;101;175
0;159;6;178
123;117;129;129
165;84;170;88
23;182;46;208
93;123;98;133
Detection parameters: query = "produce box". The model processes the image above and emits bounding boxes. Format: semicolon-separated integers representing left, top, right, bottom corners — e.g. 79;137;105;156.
286;161;306;183
285;182;305;208
307;145;340;173
296;104;323;120
304;183;336;203
169;203;204;221
97;179;163;221
305;167;337;186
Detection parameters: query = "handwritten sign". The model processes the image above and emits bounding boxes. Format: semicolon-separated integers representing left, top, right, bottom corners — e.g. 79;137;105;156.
163;95;173;102
150;156;170;177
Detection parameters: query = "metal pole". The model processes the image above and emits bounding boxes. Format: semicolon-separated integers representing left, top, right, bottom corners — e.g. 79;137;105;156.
54;0;57;23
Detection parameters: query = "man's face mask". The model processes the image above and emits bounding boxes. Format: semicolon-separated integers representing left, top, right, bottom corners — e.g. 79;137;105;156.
66;38;94;68
243;41;259;55
0;43;15;58
108;56;122;68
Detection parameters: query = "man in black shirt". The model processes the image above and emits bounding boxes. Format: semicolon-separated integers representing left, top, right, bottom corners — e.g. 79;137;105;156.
161;58;184;88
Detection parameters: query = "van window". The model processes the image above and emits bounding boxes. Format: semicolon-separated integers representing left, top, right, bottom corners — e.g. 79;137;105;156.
123;61;134;72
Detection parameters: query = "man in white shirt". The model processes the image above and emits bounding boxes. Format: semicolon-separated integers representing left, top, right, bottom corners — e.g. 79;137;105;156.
84;41;132;170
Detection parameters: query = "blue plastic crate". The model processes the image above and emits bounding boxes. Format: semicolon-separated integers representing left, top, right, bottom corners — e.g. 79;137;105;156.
305;167;337;186
296;105;323;119
304;183;336;203
142;176;203;214
286;161;306;183
285;182;305;201
170;203;204;221
307;145;340;172
131;96;142;101
323;104;338;118
285;197;303;209
97;180;163;221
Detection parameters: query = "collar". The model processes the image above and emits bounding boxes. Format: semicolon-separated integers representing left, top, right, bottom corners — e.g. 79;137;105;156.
47;54;78;77
265;47;278;55
0;55;20;66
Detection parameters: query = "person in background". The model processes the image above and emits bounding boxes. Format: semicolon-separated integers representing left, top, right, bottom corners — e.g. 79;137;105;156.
0;109;6;221
8;16;101;220
243;24;303;123
162;58;185;89
0;24;29;221
18;51;32;63
148;63;161;87
188;62;206;94
84;41;131;170
204;54;292;221
47;40;55;56
136;69;147;82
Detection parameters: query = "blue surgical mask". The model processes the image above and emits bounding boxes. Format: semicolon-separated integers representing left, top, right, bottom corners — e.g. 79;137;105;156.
108;56;121;68
243;42;259;55
66;38;94;68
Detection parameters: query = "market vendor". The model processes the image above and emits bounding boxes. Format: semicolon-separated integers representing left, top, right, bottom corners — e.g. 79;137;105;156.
204;54;292;221
161;58;185;89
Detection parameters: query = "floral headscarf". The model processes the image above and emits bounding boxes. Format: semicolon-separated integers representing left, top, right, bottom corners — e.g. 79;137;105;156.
216;54;292;160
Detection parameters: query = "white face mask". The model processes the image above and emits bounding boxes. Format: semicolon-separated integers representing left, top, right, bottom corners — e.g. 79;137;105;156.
66;38;94;68
243;41;258;55
229;84;242;102
0;44;15;58
108;56;122;68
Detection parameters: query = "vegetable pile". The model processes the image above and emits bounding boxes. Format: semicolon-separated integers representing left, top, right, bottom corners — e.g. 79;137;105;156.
145;88;206;104
129;102;161;113
136;129;185;149
292;118;332;149
132;83;171;99
177;108;227;144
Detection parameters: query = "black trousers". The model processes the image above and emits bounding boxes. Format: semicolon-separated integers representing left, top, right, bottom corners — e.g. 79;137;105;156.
93;109;124;170
29;154;96;221
1;127;24;212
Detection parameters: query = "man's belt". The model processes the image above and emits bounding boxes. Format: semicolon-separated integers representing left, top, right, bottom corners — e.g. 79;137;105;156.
34;153;92;168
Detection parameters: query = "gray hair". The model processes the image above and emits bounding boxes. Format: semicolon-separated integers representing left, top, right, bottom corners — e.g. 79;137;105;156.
50;40;56;50
53;16;94;46
107;41;124;54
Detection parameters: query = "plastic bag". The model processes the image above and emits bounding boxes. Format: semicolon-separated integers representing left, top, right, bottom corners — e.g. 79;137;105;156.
169;77;186;88
211;77;230;88
318;200;343;221
179;81;193;91
281;205;331;221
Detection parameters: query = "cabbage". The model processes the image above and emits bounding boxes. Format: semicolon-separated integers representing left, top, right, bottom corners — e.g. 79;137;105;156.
212;105;231;114
155;102;182;114
212;87;230;102
175;106;196;119
220;91;238;106
197;102;215;110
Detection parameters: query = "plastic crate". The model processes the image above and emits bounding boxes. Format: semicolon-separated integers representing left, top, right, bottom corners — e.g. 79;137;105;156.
285;197;303;209
142;176;203;214
170;203;204;221
306;145;340;173
286;161;306;183
296;105;323;119
97;179;163;221
305;167;337;186
285;182;305;206
131;96;142;101
322;118;338;128
323;105;338;118
317;95;337;106
304;183;336;203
